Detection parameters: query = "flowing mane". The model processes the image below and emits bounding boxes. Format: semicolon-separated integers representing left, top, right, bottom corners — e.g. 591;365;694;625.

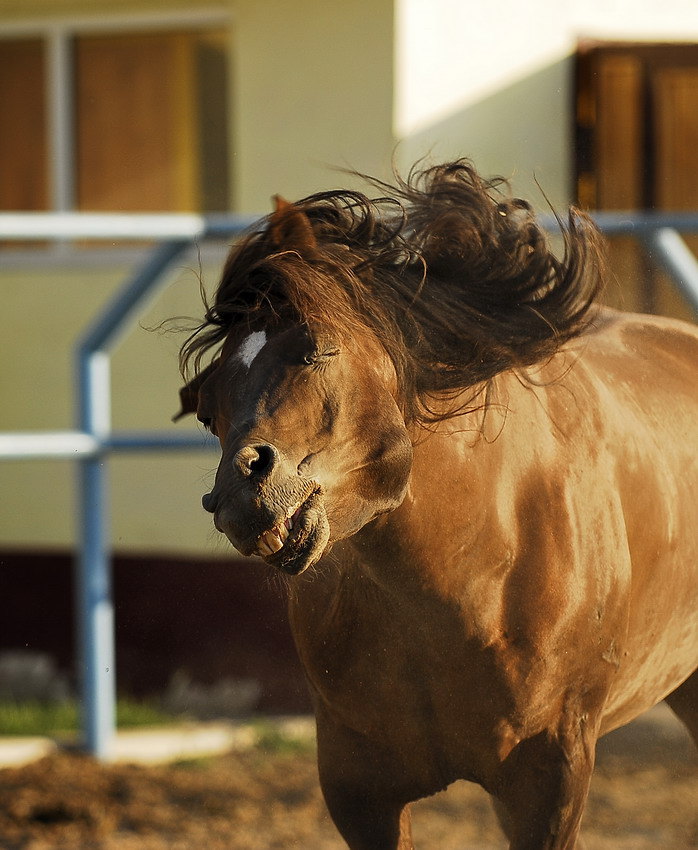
181;160;605;425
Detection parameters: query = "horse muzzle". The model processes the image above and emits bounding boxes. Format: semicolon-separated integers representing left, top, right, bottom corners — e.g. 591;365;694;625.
202;441;331;574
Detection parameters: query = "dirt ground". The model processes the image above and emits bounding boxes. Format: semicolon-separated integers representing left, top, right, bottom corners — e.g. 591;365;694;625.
0;707;695;850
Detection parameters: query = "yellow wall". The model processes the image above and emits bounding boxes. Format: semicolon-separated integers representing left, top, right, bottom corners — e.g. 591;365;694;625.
0;256;225;555
0;0;396;557
231;0;395;212
0;0;213;17
396;57;574;212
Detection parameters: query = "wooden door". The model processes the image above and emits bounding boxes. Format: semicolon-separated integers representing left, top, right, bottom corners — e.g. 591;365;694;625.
653;66;698;317
575;43;698;320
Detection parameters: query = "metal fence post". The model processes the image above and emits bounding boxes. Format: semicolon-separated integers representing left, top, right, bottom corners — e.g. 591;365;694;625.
640;227;698;314
75;240;191;757
76;450;114;758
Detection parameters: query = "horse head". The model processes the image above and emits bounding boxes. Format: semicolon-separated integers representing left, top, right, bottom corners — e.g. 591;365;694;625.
177;162;602;574
177;199;413;575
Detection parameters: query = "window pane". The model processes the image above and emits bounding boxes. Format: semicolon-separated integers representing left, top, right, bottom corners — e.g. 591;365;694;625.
75;30;229;212
0;38;48;211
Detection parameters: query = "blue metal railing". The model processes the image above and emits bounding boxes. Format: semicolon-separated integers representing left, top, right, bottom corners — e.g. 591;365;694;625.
75;238;207;756
0;213;255;758
0;210;697;759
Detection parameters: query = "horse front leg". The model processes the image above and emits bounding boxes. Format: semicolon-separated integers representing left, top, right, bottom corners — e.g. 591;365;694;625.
491;718;597;850
321;784;413;850
665;668;698;749
316;719;415;850
490;795;589;850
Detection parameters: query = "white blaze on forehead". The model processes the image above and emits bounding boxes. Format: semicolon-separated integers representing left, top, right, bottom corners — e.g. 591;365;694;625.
236;330;267;369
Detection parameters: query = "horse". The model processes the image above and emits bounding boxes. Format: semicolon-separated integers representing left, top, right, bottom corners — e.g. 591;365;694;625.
175;161;698;849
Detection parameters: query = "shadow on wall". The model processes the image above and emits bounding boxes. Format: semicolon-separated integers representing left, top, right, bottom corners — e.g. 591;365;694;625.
398;56;574;211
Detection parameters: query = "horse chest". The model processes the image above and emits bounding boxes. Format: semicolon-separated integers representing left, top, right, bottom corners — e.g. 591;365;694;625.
290;569;566;784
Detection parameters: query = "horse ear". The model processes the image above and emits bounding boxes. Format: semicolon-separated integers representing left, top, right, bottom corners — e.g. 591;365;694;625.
269;195;318;255
172;360;218;422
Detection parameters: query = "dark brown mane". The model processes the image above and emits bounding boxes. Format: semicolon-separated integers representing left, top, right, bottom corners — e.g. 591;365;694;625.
181;160;605;425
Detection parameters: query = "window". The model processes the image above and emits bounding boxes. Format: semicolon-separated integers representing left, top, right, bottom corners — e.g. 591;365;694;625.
0;21;230;215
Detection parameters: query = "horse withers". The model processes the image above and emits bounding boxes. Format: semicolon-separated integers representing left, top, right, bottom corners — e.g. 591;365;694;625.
175;162;698;849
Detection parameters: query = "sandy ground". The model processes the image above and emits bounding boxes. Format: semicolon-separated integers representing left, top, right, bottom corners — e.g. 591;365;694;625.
0;705;695;849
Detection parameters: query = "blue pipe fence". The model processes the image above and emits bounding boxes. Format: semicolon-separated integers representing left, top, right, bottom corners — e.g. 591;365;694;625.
0;209;697;759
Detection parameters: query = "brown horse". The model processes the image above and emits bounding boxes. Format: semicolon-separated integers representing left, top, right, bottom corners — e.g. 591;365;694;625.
176;161;698;849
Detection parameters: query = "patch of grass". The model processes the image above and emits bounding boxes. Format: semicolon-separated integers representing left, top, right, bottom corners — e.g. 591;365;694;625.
115;699;176;729
0;701;77;736
0;699;176;737
251;720;316;755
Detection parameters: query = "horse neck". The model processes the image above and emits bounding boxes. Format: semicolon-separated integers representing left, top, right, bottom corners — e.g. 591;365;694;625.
287;378;518;670
349;383;511;587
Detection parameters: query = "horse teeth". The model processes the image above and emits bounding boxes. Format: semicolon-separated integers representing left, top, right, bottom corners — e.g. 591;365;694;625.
256;506;304;556
257;538;274;556
257;525;288;556
266;531;284;553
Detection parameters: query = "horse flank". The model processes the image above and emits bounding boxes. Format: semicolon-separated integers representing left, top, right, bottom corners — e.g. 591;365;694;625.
180;160;605;425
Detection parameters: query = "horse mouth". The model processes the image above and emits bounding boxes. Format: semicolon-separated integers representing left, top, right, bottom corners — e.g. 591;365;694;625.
252;485;330;575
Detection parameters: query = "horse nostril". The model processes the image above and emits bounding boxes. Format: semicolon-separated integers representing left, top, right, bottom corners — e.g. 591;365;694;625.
234;443;278;478
202;492;216;513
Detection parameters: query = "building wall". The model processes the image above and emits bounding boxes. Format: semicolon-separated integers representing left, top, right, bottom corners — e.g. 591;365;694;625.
2;0;698;557
231;0;395;211
0;255;224;555
0;0;214;19
394;0;698;209
0;0;395;557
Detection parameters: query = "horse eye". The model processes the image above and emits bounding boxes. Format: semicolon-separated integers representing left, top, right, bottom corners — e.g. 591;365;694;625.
303;348;340;366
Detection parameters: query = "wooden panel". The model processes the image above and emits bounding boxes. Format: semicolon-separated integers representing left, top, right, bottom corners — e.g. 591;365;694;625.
194;31;231;211
595;54;644;209
653;68;698;210
0;39;48;211
578;45;698;319
75;32;198;212
593;55;647;312
171;33;200;211
652;68;698;320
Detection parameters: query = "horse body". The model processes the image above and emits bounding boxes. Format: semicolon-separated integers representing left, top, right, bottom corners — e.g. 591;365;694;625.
177;163;698;849
288;308;698;848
